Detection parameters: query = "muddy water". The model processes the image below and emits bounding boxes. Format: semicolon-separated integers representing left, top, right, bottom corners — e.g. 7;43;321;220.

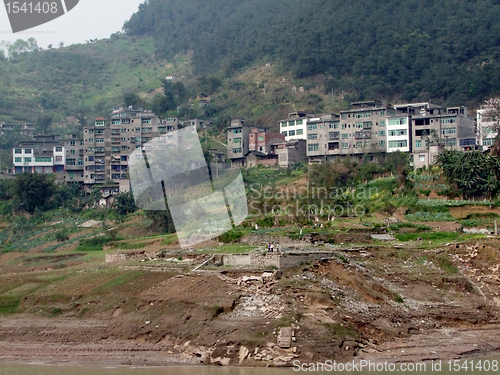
1;356;500;375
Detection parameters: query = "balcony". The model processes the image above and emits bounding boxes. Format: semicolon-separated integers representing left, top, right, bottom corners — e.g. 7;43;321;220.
362;121;373;129
355;131;372;139
329;131;340;140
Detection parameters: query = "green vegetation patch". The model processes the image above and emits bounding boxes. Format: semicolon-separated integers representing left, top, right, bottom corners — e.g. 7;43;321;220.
394;232;460;242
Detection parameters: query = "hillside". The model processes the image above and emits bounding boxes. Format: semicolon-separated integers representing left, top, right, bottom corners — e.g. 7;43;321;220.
2;0;500;138
125;0;500;106
0;35;172;126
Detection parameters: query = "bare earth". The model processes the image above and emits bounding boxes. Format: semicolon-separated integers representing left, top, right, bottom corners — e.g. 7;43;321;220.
1;237;500;367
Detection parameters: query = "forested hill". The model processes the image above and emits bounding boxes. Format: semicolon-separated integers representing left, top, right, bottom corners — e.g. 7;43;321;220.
125;0;500;104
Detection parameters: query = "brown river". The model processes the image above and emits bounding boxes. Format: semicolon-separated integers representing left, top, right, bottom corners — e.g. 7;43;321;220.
1;356;500;375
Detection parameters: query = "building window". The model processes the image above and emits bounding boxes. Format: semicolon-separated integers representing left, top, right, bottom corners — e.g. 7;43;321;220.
88;156;94;161
419;155;425;162
329;123;339;129
388;129;407;136
308;133;318;140
95;138;104;143
233;129;242;134
95;120;105;126
24;148;32;154
142;119;152;124
308;143;319;152
296;119;303;125
35;157;52;163
341;124;347;129
442;118;456;124
282;131;288;136
233;148;242;153
379;120;385;126
66;159;76;165
364;113;371;118
14;149;22;154
341;114;347;119
378;131;385;136
441;128;456;135
56;156;63;162
378;140;386;147
484;138;494;146
355;113;363;119
24;157;32;163
307;124;318;130
234;138;242;143
71;150;76;154
14;157;22;163
258;136;264;141
78;159;83;165
388;140;408;148
296;129;304;135
342;133;348;139
342;143;349;149
289;130;296;136
388;118;407;126
111;119;121;125
416;140;422;148
289;120;295;126
443;138;457;147
281;121;287;128
380;110;386;115
355;123;363;128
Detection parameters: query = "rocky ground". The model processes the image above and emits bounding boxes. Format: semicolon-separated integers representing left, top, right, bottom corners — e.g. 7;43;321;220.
0;237;500;367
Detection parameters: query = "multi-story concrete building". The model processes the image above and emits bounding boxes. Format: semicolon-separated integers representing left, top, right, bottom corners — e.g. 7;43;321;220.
83;106;180;194
477;105;497;152
64;134;85;184
279;111;311;141
306;102;389;163
13;135;66;180
1;122;36;136
403;103;476;168
227;119;252;168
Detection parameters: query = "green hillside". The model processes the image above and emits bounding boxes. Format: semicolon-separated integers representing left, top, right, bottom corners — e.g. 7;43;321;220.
0;35;172;126
125;0;500;105
2;0;500;136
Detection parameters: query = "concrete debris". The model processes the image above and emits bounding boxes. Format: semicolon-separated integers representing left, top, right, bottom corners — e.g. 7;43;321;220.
278;327;294;348
79;220;102;228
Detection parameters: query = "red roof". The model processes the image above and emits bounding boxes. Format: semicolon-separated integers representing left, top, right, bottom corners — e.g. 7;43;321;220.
96;117;105;120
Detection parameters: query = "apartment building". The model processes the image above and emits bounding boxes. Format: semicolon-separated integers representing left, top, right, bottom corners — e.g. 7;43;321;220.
404;103;476;168
12;135;83;182
227;119;288;167
477;105;497;152
279;111;311;141
83;106;180;194
227;119;252;168
64;134;85;184
1;122;35;136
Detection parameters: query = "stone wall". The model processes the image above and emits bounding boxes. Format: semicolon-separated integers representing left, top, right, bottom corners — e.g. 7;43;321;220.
219;252;334;270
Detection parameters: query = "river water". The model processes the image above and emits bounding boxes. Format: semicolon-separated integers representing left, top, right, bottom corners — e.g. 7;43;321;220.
1;356;500;375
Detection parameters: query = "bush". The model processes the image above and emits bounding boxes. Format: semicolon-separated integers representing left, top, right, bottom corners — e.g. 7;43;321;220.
55;229;70;242
76;235;114;251
256;216;274;228
217;229;247;243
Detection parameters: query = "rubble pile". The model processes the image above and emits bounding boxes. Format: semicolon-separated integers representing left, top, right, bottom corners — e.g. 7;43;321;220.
219;272;286;319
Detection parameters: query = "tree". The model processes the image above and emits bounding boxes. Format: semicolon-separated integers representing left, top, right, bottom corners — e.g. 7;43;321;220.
37;115;52;135
436;150;500;200
146;209;175;233
10;173;57;214
113;192;138;216
8;39;29;57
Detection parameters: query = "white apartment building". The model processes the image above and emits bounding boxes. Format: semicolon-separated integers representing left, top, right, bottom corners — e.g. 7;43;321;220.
477;106;497;152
